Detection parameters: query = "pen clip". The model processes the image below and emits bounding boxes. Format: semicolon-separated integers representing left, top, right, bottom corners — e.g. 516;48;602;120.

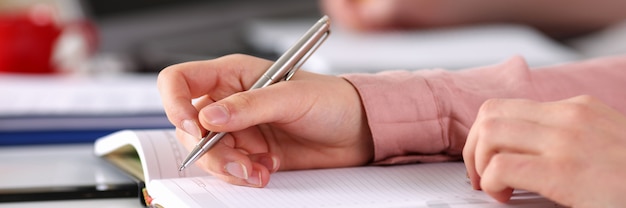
283;29;330;81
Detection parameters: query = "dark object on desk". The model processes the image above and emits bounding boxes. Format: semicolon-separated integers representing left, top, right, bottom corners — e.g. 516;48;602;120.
0;144;140;203
0;183;138;203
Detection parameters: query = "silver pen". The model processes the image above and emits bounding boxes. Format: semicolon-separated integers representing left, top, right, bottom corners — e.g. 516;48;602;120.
179;15;331;171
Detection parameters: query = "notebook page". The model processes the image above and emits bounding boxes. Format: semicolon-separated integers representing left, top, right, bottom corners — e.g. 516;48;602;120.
131;130;209;182
149;162;559;208
95;129;209;182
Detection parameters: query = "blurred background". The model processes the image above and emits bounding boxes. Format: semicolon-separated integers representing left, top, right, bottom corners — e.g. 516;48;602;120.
0;0;320;74
86;0;320;73
2;0;625;75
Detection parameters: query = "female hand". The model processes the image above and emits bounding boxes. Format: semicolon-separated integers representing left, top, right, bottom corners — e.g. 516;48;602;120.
463;95;626;207
157;54;374;188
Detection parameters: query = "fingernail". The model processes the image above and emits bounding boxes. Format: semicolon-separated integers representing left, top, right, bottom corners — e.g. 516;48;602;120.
181;119;201;138
246;170;262;187
258;155;279;172
203;105;230;125
269;155;279;172
225;162;248;179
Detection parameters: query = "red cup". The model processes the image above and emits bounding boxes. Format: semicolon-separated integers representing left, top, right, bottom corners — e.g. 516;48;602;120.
0;6;97;74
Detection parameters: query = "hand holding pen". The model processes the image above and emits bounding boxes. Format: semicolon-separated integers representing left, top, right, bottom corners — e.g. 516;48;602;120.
157;16;375;187
178;15;331;172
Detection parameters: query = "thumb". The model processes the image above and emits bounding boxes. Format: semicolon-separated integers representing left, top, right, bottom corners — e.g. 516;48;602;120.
197;81;311;132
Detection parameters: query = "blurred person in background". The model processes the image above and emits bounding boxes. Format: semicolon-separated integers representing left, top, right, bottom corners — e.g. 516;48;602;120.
321;0;626;39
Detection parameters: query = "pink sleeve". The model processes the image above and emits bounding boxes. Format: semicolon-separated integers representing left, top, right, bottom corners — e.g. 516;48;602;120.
341;55;626;165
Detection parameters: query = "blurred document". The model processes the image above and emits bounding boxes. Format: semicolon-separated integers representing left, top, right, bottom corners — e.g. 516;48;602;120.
0;74;170;132
246;19;581;74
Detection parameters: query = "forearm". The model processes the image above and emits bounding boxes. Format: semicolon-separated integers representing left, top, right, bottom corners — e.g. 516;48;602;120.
342;54;626;165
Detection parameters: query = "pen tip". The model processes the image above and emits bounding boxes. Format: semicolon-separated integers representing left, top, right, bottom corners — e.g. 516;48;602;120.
178;165;185;172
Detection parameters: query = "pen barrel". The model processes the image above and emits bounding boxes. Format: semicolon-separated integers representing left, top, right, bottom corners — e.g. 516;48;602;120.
250;16;330;90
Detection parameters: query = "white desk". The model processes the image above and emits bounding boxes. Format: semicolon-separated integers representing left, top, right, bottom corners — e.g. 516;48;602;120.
0;144;141;207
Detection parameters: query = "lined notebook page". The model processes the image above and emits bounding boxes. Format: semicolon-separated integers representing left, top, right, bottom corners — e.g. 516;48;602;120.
132;130;208;181
149;162;559;208
95;129;209;182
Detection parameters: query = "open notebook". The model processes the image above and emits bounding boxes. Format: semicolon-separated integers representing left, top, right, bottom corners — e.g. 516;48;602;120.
94;129;561;207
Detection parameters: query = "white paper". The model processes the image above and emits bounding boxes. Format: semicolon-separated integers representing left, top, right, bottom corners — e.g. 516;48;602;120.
149;162;561;208
0;74;170;131
94;129;208;183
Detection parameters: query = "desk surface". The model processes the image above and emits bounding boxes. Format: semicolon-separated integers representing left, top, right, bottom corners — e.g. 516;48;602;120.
0;144;141;207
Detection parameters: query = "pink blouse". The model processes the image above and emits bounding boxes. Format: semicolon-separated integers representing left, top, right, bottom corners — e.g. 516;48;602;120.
342;55;626;165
